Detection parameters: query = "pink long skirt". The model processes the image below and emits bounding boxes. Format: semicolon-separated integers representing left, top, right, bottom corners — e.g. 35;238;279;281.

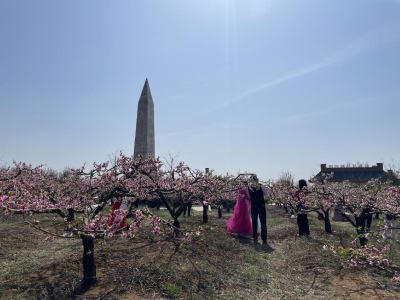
227;190;253;235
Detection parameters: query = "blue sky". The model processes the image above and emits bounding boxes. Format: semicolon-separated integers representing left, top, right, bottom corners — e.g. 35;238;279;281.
1;0;399;182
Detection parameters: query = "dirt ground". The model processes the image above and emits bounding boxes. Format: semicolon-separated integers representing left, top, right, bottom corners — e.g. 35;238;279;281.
1;206;400;299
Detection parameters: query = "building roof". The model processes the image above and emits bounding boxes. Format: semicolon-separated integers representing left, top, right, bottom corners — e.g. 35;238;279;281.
314;170;385;182
313;163;385;182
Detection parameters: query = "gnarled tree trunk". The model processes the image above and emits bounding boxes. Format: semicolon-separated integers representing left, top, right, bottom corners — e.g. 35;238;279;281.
67;208;74;222
173;218;180;228
81;234;97;286
324;210;332;233
203;204;208;223
355;215;367;247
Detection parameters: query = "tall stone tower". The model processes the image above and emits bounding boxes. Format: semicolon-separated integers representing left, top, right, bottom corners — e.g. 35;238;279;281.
134;78;155;158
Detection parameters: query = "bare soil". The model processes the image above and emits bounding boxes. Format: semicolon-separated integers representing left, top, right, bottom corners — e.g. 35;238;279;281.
1;206;400;299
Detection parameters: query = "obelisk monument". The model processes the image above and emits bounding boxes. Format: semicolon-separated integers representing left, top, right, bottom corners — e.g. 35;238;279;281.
134;78;155;158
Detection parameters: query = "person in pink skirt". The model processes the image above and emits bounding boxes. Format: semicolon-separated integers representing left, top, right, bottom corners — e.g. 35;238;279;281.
227;190;253;237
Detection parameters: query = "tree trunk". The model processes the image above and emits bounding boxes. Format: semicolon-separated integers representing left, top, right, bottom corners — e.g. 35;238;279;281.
357;229;367;246
218;206;222;218
324;210;332;233
67;208;74;222
81;234;97;286
203;204;208;223
355;216;367;247
173;218;180;229
203;168;209;223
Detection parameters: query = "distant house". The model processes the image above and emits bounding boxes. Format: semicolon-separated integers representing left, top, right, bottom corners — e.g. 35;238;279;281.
313;163;385;183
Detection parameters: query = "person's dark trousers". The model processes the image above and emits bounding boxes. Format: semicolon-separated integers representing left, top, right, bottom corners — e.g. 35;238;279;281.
304;214;310;235
251;204;267;243
297;214;310;236
183;202;192;216
297;215;303;235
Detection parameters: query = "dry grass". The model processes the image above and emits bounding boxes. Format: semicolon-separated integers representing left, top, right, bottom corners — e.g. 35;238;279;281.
1;206;400;299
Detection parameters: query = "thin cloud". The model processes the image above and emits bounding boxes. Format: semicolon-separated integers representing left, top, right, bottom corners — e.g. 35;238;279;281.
157;121;239;141
179;121;246;141
277;99;371;126
202;21;400;114
240;22;400;98
282;108;331;123
186;65;229;84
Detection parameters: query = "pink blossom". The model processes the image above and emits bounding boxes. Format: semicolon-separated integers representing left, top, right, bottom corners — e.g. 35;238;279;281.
152;226;160;235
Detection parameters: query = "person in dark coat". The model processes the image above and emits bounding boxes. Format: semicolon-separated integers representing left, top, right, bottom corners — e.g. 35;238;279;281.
365;208;373;231
296;179;310;236
247;175;268;244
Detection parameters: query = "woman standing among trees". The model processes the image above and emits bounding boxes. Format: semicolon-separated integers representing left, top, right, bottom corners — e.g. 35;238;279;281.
226;189;253;237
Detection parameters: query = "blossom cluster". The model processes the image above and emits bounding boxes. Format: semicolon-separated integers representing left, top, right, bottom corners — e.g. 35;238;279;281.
268;172;400;284
323;239;400;284
0;153;245;244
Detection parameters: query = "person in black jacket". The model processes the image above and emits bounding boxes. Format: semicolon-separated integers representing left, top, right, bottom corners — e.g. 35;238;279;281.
247;175;268;244
296;179;310;236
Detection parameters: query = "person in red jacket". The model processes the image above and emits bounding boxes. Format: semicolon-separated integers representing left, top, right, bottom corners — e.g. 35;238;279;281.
296;179;310;236
107;201;127;229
